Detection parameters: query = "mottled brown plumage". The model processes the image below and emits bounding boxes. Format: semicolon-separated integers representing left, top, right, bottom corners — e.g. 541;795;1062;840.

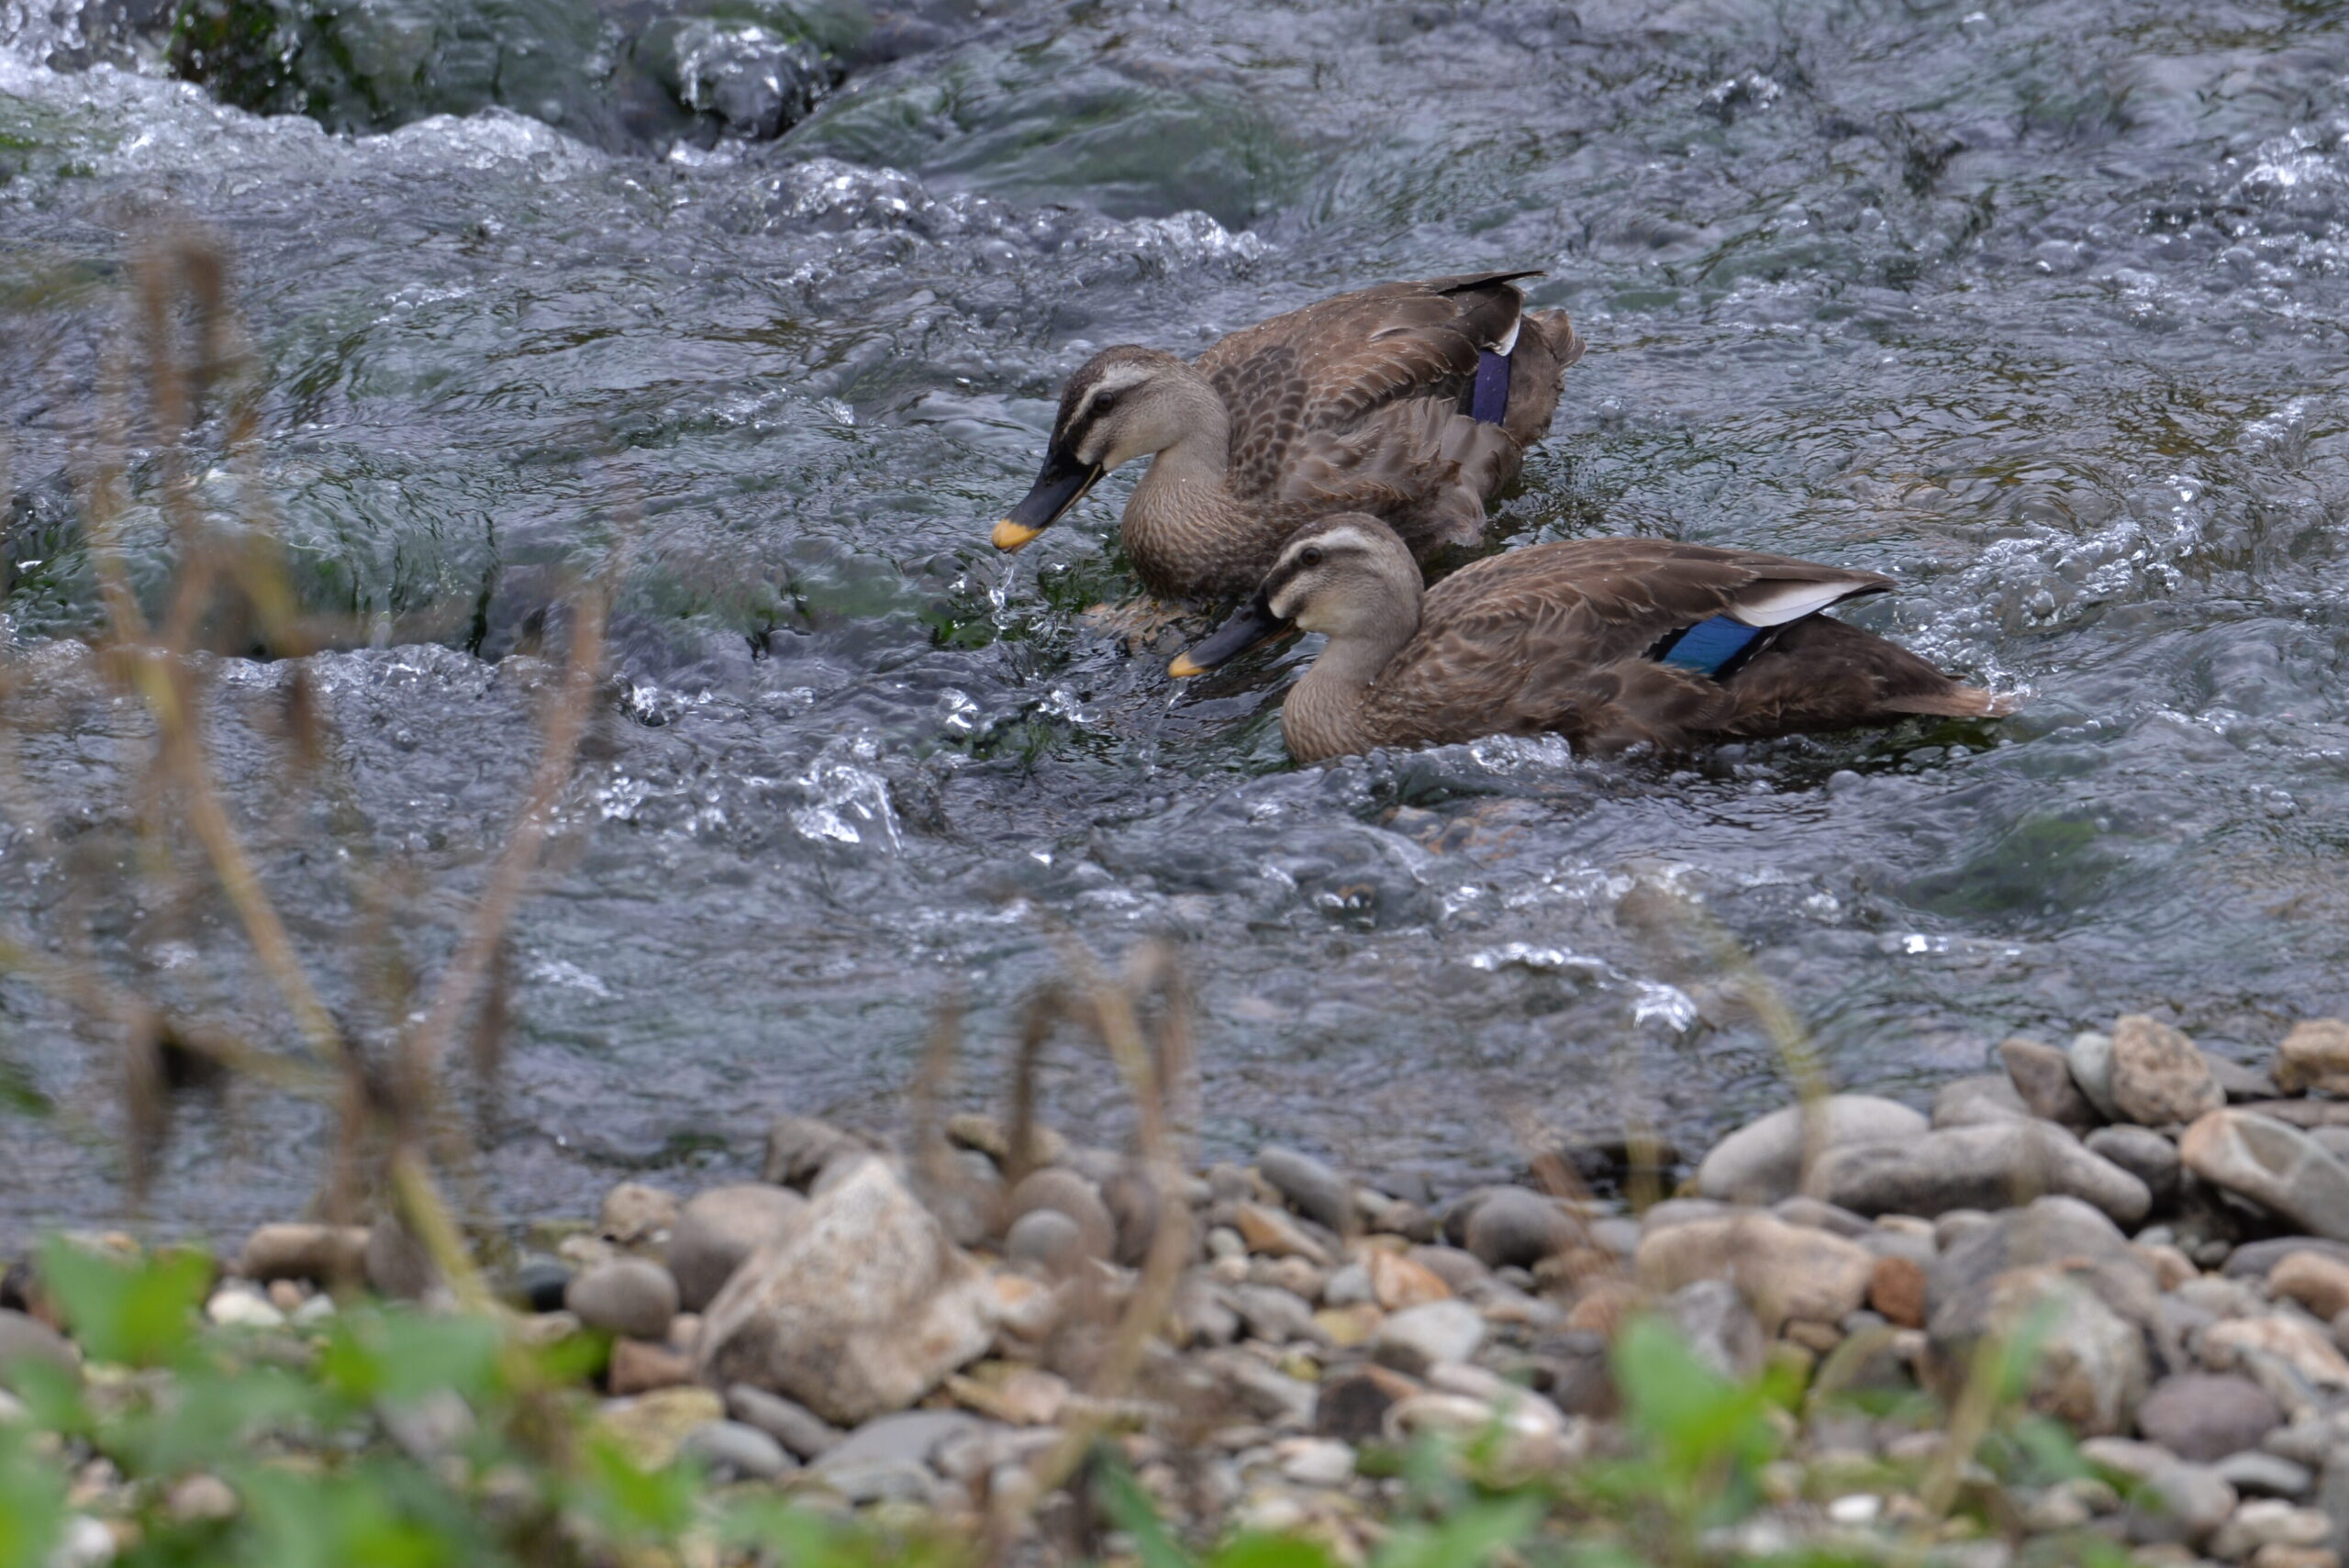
992;272;1585;599
1173;517;2017;764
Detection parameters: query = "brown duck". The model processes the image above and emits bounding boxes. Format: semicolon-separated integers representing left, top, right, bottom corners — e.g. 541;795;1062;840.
1169;517;2018;763
990;272;1585;600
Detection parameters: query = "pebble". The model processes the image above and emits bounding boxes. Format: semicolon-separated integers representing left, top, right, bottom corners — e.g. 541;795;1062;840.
597;1386;726;1471
667;1184;806;1311
1365;1247;1453;1309
598;1182;677;1247
1004;1208;1087;1274
2203;1316;2349;1391
724;1384;843;1459
1370;1300;1485;1377
1231;1284;1319;1346
236;1222;369;1284
2067;1030;2122;1120
2210;1500;2332;1560
1932;1073;2036;1129
2215;1451;2314;1500
566;1259;681;1341
679;1419;793;1481
2135;1373;2282;1462
1461;1188;1575;1270
2110;1014;2226;1128
0;1309;80;1388
2276;1019;2349;1098
1099;1166;1162;1266
1256;1146;1353;1233
1666;1279;1766;1379
2000;1036;2101;1129
762;1114;869;1188
1694;1095;1928;1204
1275;1437;1354;1487
1313;1364;1418;1442
1004;1168;1116;1263
1321;1262;1373;1307
2079;1437;2237;1544
1234;1203;1331;1266
608;1338;696;1396
2271;1251;2349;1320
696;1158;995;1426
206;1288;285;1329
2179;1111;2349;1243
1809;1121;2151;1226
1944;1264;2148;1435
2087;1125;2182;1205
1866;1255;1926;1329
1634;1212;1876;1332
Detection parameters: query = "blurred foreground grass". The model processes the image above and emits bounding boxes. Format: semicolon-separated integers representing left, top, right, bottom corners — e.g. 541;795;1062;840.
0;1236;2132;1568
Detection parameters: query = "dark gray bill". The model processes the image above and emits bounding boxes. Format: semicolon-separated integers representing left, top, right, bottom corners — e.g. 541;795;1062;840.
992;450;1103;550
1168;593;1292;677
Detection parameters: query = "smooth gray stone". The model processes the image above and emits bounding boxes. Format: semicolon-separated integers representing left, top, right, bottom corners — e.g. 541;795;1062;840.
680;1419;793;1480
2087;1125;2182;1207
2134;1373;2280;1462
1256;1146;1353;1232
1370;1300;1484;1377
1932;1073;2036;1130
2180;1111;2349;1242
1811;1121;2150;1226
668;1184;806;1311
2002;1035;2101;1129
1697;1095;1928;1203
1230;1284;1318;1345
814;1409;982;1472
1666;1278;1764;1380
2211;1450;2312;1500
565;1258;680;1341
1004;1208;1085;1273
2224;1237;2349;1280
2068;1031;2121;1120
725;1384;842;1459
1462;1187;1575;1270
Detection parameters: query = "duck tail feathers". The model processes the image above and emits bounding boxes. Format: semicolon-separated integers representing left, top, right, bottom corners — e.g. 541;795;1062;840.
1880;684;2021;719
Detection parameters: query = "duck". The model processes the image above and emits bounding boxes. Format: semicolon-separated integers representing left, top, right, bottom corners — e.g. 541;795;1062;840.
1168;516;2017;764
990;272;1585;601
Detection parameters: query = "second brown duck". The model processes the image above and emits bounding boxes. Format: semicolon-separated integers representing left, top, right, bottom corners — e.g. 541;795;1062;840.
1170;517;2018;763
990;272;1585;600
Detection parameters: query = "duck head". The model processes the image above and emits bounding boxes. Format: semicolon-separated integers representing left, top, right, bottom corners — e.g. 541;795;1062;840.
1169;517;1419;676
993;347;1215;551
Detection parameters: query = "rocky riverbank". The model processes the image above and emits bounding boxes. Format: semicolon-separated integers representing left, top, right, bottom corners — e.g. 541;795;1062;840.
15;1014;2349;1564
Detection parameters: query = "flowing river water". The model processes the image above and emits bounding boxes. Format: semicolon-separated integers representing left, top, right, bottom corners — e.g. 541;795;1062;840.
5;0;2349;1240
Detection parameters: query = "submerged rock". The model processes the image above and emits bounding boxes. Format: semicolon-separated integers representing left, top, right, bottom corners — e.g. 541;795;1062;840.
1695;1095;1929;1204
696;1158;994;1426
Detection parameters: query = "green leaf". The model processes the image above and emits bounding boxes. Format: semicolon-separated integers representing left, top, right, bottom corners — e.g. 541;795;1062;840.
1372;1496;1543;1568
35;1240;210;1368
0;1426;65;1568
1095;1453;1193;1568
1209;1535;1337;1568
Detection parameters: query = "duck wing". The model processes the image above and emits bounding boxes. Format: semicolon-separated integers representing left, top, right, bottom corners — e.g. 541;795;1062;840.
1362;539;1901;751
1197;272;1542;501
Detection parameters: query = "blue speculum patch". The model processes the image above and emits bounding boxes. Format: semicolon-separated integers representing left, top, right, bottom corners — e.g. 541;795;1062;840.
1653;616;1765;676
1471;349;1510;424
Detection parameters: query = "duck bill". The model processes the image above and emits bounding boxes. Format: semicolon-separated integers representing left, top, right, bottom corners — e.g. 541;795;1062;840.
1168;595;1293;678
993;450;1103;551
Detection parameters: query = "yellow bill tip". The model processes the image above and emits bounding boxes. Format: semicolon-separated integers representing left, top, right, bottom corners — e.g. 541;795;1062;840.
1167;653;1208;679
991;518;1043;551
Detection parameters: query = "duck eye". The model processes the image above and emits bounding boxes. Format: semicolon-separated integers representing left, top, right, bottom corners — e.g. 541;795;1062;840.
1093;391;1119;415
1298;547;1324;568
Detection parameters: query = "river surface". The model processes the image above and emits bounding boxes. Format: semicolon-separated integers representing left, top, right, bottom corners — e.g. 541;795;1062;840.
6;0;2349;1241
